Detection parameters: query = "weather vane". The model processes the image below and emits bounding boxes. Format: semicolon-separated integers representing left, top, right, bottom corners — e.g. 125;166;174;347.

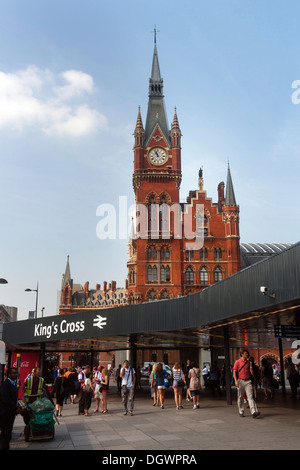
151;25;160;44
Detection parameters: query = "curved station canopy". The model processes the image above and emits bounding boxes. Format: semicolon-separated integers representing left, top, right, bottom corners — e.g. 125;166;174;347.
2;242;300;355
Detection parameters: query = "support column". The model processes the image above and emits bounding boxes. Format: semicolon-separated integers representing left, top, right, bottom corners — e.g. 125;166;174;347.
90;350;94;371
278;338;286;396
129;335;137;370
40;343;46;377
223;325;232;405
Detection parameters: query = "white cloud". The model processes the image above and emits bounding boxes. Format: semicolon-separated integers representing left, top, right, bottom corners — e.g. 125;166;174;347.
0;66;107;136
54;70;94;101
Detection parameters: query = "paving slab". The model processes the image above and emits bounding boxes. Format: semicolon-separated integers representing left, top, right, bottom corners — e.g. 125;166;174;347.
9;384;300;451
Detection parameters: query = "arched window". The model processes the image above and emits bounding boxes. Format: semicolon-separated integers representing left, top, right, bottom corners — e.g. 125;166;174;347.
147;265;157;282
214;267;223;282
148;197;157;233
196;213;208;237
185;250;194;261
160;290;170;299
214;248;222;260
185;267;194;285
200;248;208;260
147;289;157;302
160;265;170;282
200;267;208;286
160;197;169;233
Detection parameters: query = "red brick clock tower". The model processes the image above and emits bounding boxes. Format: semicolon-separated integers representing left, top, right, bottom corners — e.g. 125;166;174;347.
128;36;184;303
127;35;241;304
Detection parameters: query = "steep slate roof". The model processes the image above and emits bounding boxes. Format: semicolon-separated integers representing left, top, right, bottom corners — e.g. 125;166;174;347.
144;42;170;146
225;164;237;206
62;255;72;289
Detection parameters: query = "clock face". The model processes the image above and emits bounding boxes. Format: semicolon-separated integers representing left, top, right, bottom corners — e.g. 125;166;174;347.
148;147;168;166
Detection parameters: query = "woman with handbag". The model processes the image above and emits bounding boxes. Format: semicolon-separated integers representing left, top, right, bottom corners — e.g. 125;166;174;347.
172;362;186;410
188;361;201;409
93;365;103;413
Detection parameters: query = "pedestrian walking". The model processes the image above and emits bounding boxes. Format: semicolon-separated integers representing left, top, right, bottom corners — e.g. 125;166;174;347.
63;368;71;404
120;360;136;416
155;363;166;408
93;365;103;412
249;357;260;401
83;372;94;416
135;365;142;390
209;361;222;396
286;358;299;399
100;367;109;413
233;349;260;418
202;364;209;390
261;358;273;400
150;363;158;406
172;362;186;410
78;365;90;415
183;359;192;402
52;369;69;417
68;367;79;404
116;364;122;394
188;361;201;409
0;367;20;450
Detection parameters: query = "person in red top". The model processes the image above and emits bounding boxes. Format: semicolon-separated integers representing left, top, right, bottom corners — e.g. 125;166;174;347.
233;349;260;418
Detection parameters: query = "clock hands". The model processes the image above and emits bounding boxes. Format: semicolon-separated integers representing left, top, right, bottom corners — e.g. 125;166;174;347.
149;148;167;165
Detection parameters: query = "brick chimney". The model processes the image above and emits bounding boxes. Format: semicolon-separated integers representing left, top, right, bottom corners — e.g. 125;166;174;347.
218;182;225;208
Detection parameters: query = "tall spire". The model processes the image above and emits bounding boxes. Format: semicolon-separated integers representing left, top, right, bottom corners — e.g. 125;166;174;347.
62;255;72;289
170;106;182;148
144;30;170;146
225;163;237;206
133;105;145;149
150;43;162;85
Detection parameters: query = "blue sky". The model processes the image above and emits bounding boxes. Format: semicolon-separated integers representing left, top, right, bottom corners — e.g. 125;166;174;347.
0;0;300;320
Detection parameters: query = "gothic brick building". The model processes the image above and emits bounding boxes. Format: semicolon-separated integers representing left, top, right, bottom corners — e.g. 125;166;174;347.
59;38;240;314
58;37;295;370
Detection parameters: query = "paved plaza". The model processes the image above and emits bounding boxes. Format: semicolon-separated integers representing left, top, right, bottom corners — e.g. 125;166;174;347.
9;381;300;451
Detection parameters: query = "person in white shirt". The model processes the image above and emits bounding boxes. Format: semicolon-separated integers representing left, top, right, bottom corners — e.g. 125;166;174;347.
120;360;136;416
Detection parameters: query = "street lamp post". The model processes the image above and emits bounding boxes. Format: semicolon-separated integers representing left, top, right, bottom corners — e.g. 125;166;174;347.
0;278;7;384
25;282;39;318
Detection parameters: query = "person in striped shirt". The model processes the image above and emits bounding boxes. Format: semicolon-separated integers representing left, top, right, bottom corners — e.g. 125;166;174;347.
172;362;186;410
